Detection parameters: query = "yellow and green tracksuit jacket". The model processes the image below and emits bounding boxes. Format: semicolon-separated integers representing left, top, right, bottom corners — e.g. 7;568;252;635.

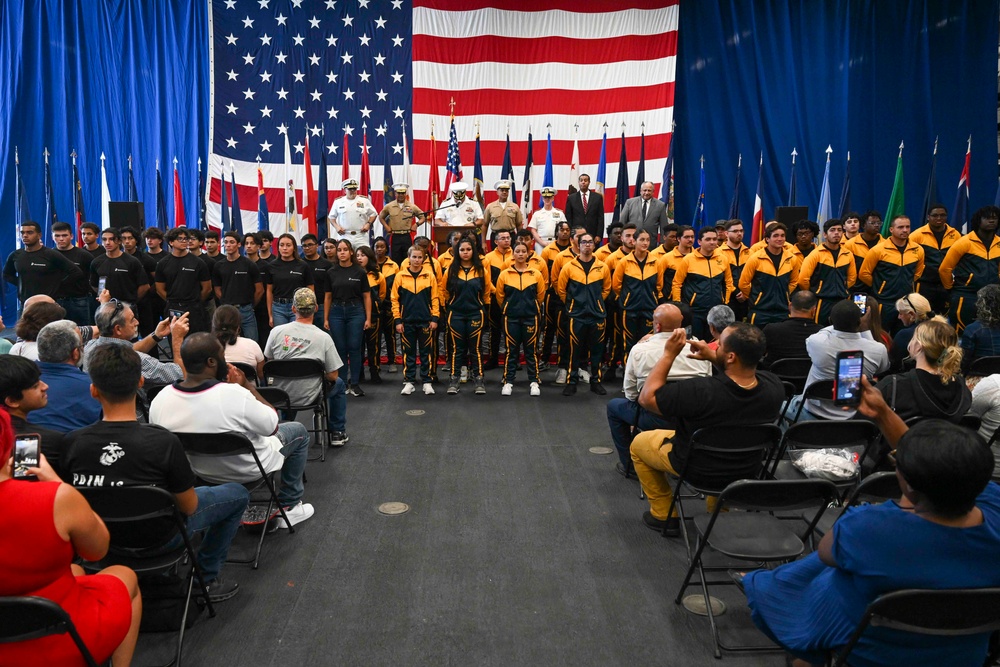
495;266;546;319
613;252;660;313
549;247;579;289
671;250;733;312
378;257;400;293
858;237;925;301
542;242;572;276
503;252;549;285
738;247;800;315
556;256;612;321
438;265;493;316
655;248;690;294
938;231;1000;293
719;243;751;288
843;234;883;277
604;247;630;277
910;223;962;288
796;244;856;299
391;265;440;325
483;247;513;295
438;248;455;272
366;271;387;301
594;244;615;262
399;255;443;281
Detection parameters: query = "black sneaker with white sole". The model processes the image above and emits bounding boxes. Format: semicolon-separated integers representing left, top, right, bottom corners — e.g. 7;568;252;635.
331;431;349;446
201;577;240;603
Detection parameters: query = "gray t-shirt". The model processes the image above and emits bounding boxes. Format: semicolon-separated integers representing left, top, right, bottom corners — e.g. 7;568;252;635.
263;321;343;405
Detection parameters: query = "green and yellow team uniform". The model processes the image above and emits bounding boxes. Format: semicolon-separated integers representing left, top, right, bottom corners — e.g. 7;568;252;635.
909;223;961;313
938;231;1000;332
557;256;612;385
612;251;661;360
739;247;800;327
495;265;546;385
796;244;857;325
391;264;440;384
858;237;925;331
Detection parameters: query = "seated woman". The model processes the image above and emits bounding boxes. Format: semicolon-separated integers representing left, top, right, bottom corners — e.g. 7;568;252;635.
960;284;1000;376
9;301;68;360
0;409;142;666
969;375;1000;480
739;383;1000;667
889;292;931;372
875;316;971;423
213;304;265;380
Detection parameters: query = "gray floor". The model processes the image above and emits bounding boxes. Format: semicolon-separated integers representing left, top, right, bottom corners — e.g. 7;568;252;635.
136;368;788;666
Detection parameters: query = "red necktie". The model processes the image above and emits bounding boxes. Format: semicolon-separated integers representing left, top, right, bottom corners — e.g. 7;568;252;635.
582;191;588;213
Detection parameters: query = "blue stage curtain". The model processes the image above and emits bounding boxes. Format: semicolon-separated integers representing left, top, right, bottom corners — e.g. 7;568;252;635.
0;0;208;316
673;0;998;229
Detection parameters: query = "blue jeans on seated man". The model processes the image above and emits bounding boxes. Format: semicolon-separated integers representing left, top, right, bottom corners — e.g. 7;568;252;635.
281;378;348;437
276;421;311;508
606;397;674;469
237;303;258;344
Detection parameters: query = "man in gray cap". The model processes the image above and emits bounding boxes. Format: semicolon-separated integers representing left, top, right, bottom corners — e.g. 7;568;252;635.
484;180;523;240
436;182;484;230
378;183;425;265
332;178;378;248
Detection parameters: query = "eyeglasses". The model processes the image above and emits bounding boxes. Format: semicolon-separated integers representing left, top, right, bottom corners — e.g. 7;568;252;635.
174;236;189;241
579;240;595;245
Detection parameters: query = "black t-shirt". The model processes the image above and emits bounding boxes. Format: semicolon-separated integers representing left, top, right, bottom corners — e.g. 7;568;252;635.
62;421;195;548
127;250;159;286
156;253;210;302
766;249;783;272
213;256;262;305
761;317;823;368
579;257;595;275
864;235;880;249
85;246;106;259
90;251;149;302
324;264;371;302
11;414;68;480
2;247;84;301
653;371;785;484
147;249;170;266
56;247;95;298
265;258;313;299
303;256;332;298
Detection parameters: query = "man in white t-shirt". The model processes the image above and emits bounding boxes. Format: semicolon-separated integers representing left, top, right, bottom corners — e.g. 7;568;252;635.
149;332;315;529
263;288;348;444
331;178;378;248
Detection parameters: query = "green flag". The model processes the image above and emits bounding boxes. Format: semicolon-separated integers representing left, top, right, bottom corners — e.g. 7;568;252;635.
882;150;905;236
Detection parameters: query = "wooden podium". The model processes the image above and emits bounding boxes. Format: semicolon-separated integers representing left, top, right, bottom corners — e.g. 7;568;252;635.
433;223;477;255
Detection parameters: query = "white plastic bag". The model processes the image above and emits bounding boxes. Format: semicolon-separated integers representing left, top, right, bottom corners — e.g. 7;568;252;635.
791;448;859;481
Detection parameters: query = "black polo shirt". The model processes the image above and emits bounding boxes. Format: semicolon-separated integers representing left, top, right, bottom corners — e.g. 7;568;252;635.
90;251;149;302
156;253;210;302
213;256;262;306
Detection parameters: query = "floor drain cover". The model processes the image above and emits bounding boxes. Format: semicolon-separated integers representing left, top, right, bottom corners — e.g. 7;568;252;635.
589;446;614;455
405;410;425;416
682;594;726;616
378;502;410;515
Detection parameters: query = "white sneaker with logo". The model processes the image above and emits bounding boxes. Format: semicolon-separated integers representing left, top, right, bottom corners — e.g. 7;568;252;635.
401;382;415;395
501;383;513;396
277;501;314;529
423;382;435;395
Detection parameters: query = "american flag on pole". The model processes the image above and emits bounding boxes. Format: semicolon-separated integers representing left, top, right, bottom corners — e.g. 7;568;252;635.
207;0;677;236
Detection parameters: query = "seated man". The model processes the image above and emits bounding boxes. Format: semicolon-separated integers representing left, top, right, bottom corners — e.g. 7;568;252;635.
794;299;890;421
84;299;189;387
632;323;785;535
607;303;712;474
705;304;735;350
760;290;821;368
63;344;248;602
263;288;348;446
29;320;102;432
149;333;315;529
0;354;68;476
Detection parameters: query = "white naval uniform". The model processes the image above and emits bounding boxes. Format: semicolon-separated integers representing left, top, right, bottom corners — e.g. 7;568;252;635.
436;197;484;227
527;207;566;254
332;195;378;247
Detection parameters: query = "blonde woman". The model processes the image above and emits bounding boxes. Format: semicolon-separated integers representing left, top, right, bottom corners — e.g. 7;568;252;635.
874;316;970;423
890;292;932;371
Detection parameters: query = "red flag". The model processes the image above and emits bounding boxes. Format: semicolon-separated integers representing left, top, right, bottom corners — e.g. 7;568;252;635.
750;155;764;245
302;132;317;236
360;126;371;199
173;165;186;227
426;129;440;214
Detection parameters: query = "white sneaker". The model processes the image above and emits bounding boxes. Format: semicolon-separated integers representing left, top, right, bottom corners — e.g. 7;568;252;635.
389;364;399;373
277;501;314;529
501;383;513;396
579;369;591;383
554;368;568;384
460;365;469;383
530;382;541;396
423;382;435;395
401;382;415;395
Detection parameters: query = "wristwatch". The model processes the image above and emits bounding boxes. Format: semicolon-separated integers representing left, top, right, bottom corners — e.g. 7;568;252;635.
151;333;164;343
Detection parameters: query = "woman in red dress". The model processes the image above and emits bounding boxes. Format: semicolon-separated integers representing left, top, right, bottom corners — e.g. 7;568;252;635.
0;409;141;666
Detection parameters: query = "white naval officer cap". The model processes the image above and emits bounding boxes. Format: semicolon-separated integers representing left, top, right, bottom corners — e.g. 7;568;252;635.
449;182;468;193
494;179;512;191
342;178;359;189
392;183;409;193
540;186;557;197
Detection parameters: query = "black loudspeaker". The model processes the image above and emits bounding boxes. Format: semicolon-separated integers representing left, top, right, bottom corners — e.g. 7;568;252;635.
774;206;809;227
109;202;145;229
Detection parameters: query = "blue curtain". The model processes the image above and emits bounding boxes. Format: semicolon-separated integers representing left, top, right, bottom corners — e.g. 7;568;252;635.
673;0;998;229
0;0;208;315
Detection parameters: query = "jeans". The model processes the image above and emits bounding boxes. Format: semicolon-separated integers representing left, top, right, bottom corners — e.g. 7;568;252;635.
276;421;310;507
237;303;258;344
606;398;674;469
328;302;365;385
272;301;295;327
327;377;347;432
57;296;92;326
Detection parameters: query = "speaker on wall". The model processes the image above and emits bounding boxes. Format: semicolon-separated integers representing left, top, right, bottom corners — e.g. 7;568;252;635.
108;202;145;229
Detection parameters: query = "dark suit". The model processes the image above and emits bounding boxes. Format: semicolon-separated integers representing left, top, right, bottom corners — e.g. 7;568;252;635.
565;189;605;242
619;196;668;241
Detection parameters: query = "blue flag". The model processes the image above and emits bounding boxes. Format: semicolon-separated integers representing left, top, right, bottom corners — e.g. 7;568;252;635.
155;164;168;231
500;131;516;205
42;157;57;242
198;160;206;230
220;166;230;233
660;131;674;214
539;130;553;207
612;131;629;223
595;130;607;197
838;153;851;218
473;131;485;210
692;159;706;232
231;168;244;236
633;130;645;198
127;160;138;203
728;156;741;219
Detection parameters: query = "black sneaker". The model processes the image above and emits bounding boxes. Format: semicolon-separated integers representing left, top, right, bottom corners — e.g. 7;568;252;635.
563;383;577;396
331;431;349;447
351;384;365;397
202;578;240;603
370;371;383;384
590;382;607;396
642;511;680;536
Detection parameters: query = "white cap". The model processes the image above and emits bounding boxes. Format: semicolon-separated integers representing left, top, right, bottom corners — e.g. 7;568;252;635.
494;179;512;191
342;178;359;189
392;183;409;193
449;182;468;193
540;186;556;197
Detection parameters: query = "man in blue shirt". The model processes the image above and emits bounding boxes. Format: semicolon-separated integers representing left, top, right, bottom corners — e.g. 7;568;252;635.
30;319;102;432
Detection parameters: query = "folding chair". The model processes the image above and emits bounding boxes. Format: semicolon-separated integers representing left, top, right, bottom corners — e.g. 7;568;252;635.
175;432;295;570
769;420;881;497
969;356;1000;378
262;359;331;462
76;485;217;667
230;362;258;386
0;596;103;667
662;424;783;549
788;379;835;424
768;357;813;394
803;471;901;538
829;588;1000;667
959;412;983;433
674;478;839;658
256;387;291;412
776;380;797;426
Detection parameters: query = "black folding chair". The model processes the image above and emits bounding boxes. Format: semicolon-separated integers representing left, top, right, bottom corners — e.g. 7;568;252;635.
0;596;103;667
776;380;797;426
256;386;291;412
768;357;813;394
230;362;259;386
969;356;1000;378
828;588;1000;667
960;412;983;433
76;485;216;667
675;478;839;658
262;359;331;462
788;379;835;424
769;420;881;497
803;471;901;538
175;432;295;570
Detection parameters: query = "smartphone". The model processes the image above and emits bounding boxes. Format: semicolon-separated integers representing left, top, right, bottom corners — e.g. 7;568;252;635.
13;433;40;480
98;276;107;294
852;293;867;315
834;350;865;407
168;309;184;319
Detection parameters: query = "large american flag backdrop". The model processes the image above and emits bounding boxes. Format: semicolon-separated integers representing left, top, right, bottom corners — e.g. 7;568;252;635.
207;0;678;237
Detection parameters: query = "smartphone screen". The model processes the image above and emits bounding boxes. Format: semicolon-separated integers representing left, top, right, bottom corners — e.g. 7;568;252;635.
168;309;184;319
13;434;40;480
852;293;867;314
98;276;107;293
834;351;864;407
